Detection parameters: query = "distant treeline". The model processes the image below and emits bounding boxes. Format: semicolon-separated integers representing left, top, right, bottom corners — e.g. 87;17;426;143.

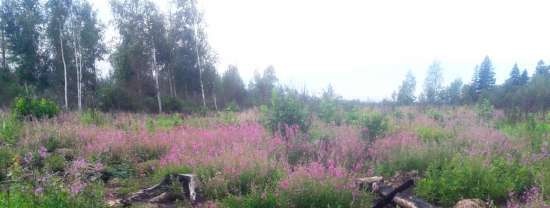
0;0;288;113
1;1;549;118
392;56;550;120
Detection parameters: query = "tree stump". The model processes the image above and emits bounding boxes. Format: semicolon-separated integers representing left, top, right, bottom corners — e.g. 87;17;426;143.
122;174;201;206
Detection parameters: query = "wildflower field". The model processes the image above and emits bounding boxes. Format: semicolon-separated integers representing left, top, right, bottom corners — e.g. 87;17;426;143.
0;106;549;208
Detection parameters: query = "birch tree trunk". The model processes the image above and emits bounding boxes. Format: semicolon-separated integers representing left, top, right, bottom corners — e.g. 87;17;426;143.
1;29;6;70
59;28;68;110
73;30;82;111
152;47;162;113
194;12;206;109
77;43;83;111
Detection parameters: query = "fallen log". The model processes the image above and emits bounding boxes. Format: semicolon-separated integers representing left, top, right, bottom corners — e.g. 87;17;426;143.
122;174;200;206
357;176;436;208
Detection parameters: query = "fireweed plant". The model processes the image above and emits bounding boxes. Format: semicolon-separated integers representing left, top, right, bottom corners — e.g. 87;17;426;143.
0;106;548;207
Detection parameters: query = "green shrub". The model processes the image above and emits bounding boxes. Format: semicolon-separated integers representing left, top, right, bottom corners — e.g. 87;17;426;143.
161;96;184;113
426;109;444;122
417;157;533;206
0;180;105;208
261;91;310;134
476;98;494;122
146;114;183;132
344;108;362;125
45;154;66;172
132;145;167;163
318;98;344;125
0;147;13;181
12;97;59;119
222;192;281;208
358;112;389;141
533;159;550;200
102;162;135;180
284;179;372;208
0;115;21;145
416;126;451;143
376;147;453;176
80;109;106;126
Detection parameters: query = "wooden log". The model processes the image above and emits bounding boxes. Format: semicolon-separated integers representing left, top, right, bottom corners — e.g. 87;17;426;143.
357;177;436;208
122;173;200;206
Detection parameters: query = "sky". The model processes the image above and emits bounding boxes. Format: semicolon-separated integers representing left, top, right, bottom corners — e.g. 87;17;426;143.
91;0;550;101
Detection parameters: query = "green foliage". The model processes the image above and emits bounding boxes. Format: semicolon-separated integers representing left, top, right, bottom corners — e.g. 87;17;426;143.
44;154;66;172
417;157;533;206
0;181;106;208
476;98;494;122
222;192;281;208
318;98;344;125
376;147;454;177
358;112;389;141
102;162;135;180
426;109;444;122
533;159;550;200
44;136;61;152
284;180;372;208
145;114;183;132
0;115;22;145
198;166;283;200
161;96;184;113
416;126;451;143
80;109;106;126
12;97;60;119
0;147;14;181
397;71;417;105
261;91;310;134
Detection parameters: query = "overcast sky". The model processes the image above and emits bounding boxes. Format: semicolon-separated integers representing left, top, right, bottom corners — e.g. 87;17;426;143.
91;0;550;101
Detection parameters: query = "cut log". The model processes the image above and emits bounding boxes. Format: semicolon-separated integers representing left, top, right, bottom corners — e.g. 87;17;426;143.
122;174;200;206
357;176;436;208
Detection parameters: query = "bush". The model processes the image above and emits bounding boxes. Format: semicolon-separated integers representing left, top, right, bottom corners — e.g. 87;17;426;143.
0;115;22;145
45;154;66;172
416;126;451;143
97;85;136;111
161;96;184;113
283;179;372;208
12;97;59;119
0;147;13;181
376;146;454;177
80;109;106;126
318;98;344;125
261;91;310;134
0;180;105;208
222;192;281;208
476;98;494;122
145;114;183;132
358;112;389;141
417;157;533;206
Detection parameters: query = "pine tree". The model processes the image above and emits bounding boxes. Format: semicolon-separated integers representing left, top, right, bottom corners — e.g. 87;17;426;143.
506;63;521;86
535;60;548;76
476;56;496;93
519;69;529;85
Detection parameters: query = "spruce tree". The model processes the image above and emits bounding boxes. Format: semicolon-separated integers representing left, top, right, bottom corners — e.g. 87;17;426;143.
476;56;496;92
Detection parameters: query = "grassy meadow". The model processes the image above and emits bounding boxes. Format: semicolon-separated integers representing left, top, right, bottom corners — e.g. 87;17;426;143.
0;104;549;208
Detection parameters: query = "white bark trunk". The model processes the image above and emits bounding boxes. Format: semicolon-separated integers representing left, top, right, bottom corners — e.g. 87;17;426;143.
152;47;162;113
73;31;82;111
194;15;207;109
60;29;68;110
